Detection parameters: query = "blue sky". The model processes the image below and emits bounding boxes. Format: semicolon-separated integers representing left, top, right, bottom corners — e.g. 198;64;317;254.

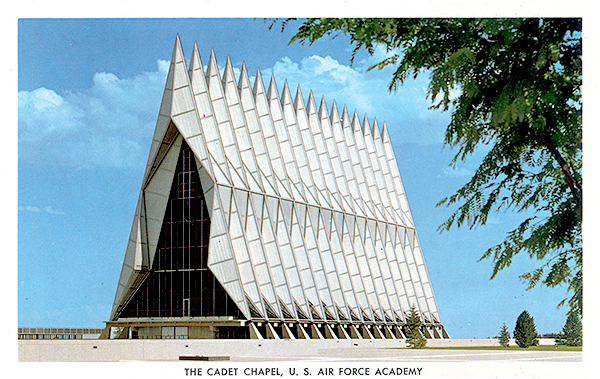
18;18;576;339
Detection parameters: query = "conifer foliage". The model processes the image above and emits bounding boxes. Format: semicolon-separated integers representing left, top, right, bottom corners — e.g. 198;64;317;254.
514;310;539;348
556;312;582;346
405;305;427;349
499;322;510;347
278;18;582;316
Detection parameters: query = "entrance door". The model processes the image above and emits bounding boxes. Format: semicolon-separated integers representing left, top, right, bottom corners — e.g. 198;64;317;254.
161;327;175;339
183;298;190;317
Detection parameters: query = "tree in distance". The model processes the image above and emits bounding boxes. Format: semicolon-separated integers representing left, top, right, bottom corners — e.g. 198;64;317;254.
275;18;582;317
405;304;427;349
555;312;582;346
514;310;539;348
498;322;510;347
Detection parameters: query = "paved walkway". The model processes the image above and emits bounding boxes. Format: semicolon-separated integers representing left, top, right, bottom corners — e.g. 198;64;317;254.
235;348;582;362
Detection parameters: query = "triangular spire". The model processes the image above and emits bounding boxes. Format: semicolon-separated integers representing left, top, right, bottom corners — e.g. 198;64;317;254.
206;51;250;190
139;36;182;184
189;41;204;77
381;122;391;143
267;74;279;102
206;48;220;83
253;68;266;97
306;91;317;116
186;43;218;184
281;80;293;105
341;105;351;128
318;95;328;120
330;100;341;124
352;110;362;132
294;84;305;112
173;34;185;65
363;114;372;138
372;118;382;141
222;55;236;87
238;62;250;92
170;36;189;89
188;43;211;109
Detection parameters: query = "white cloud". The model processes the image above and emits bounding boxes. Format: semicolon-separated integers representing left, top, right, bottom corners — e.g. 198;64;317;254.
18;88;85;141
18;205;41;213
43;206;65;215
19;60;169;169
19;205;64;215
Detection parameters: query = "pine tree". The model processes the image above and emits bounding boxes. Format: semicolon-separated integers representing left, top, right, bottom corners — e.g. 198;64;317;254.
556;313;582;346
405;305;427;349
498;323;510;347
514;310;539;348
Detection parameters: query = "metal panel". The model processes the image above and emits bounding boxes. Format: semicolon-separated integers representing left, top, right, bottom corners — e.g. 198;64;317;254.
371;119;409;226
284;84;328;209
381;122;415;227
266;76;308;203
206;54;249;192
189;46;230;185
223;61;265;194
304;92;344;211
253;69;293;201
363;117;403;225
353;113;388;222
110;197;142;319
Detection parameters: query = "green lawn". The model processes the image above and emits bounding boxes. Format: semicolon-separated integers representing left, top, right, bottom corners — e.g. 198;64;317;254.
423;345;582;352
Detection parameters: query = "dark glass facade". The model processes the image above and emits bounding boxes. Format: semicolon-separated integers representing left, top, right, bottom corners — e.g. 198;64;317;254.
119;141;243;319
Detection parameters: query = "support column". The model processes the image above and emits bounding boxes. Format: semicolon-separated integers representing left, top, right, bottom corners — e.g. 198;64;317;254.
282;324;296;339
372;326;386;339
324;324;338;339
349;325;363;339
383;326;396;339
394;325;405;339
337;325;351;339
116;327;129;339
99;326;111;340
296;324;311;339
361;325;374;339
266;323;281;339
249;323;264;339
441;326;450;339
421;327;432;339
310;324;325;339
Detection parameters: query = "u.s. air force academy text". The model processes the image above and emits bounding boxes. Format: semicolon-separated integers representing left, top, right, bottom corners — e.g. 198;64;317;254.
185;366;423;376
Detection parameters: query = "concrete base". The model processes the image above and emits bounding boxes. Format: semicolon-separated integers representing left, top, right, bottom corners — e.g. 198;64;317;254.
18;338;558;362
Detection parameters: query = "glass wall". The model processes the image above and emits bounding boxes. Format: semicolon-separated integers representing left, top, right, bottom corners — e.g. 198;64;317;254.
119;141;243;319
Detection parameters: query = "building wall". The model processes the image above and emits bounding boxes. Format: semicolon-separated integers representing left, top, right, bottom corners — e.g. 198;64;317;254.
18;327;103;340
188;326;217;339
19;338;559;362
